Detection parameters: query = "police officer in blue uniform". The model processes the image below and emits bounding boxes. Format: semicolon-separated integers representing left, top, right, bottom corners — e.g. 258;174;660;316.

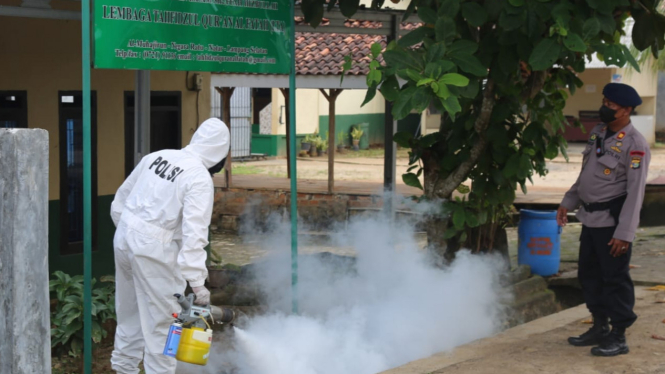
558;83;650;357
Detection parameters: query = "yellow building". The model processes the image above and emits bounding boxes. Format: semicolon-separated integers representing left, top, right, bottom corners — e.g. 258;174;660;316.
0;2;211;276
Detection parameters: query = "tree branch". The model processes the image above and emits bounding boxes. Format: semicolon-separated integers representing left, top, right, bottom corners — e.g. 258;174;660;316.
521;71;547;101
433;79;496;199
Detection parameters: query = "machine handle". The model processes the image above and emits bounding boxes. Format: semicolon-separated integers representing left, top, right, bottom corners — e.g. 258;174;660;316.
174;293;191;311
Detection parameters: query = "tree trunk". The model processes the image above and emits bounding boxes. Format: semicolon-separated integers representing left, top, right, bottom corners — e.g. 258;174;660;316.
442;222;510;268
422;150;451;263
421;80;496;263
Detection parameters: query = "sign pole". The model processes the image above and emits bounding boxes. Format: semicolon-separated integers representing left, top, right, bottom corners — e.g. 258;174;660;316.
289;0;298;314
81;0;93;372
134;70;151;166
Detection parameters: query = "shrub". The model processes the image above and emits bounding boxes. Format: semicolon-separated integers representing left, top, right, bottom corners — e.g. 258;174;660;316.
50;271;116;358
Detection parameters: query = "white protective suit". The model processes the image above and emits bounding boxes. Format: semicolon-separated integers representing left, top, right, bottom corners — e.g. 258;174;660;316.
110;118;230;374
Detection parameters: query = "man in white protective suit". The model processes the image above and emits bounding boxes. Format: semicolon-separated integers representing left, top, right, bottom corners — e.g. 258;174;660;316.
109;118;230;374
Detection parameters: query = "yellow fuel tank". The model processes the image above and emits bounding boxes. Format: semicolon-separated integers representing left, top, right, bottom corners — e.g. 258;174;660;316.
175;327;212;366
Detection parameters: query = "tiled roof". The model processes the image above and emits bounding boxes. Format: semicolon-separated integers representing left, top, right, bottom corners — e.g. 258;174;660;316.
296;32;386;76
294;20;420;76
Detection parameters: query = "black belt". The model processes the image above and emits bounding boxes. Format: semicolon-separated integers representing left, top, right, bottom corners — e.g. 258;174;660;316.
581;194;627;224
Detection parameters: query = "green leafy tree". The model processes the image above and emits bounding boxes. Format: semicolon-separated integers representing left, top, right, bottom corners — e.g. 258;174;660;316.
302;0;665;259
628;3;665;73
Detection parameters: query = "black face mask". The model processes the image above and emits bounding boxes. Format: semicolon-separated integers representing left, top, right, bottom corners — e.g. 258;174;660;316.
599;105;618;124
208;157;226;176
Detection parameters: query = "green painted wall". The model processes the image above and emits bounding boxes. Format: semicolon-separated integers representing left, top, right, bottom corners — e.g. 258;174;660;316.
318;113;422;146
251;113;422;156
251;134;307;156
48;195;116;278
319;113;385;146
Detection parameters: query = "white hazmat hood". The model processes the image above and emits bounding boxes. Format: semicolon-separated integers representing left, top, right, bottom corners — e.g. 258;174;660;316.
184;118;230;168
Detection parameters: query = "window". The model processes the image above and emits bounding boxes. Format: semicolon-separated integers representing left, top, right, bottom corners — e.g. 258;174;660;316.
59;92;98;255
124;91;182;177
0;91;28;128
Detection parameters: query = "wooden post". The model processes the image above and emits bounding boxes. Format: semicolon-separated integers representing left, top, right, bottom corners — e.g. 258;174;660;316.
280;87;292;179
320;89;343;193
216;87;235;187
384;15;399;219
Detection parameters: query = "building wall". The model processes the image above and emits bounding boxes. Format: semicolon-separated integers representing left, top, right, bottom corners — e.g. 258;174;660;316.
563;68;612;118
268;87;387;145
563;67;658;144
564;67;658;119
615;67;658;117
658;71;665;132
270;88;321;135
0;17;211;198
422;110;441;135
317;89;385;115
317;89;386;145
0;16;211;276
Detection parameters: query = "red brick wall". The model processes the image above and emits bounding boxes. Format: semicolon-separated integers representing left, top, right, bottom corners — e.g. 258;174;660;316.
213;188;385;233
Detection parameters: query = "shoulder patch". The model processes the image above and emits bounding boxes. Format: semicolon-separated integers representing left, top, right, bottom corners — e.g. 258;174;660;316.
630;150;645;157
617;131;626;140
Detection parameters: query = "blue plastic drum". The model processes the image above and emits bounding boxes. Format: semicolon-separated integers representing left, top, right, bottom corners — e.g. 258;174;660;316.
517;210;561;276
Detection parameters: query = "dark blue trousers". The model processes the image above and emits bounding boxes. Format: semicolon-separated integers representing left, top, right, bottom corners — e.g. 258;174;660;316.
579;226;637;328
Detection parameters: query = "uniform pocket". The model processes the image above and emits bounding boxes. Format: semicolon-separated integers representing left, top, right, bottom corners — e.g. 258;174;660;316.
595;154;619;181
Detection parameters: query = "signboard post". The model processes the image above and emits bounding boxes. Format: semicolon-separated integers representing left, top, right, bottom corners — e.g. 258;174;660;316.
93;0;291;74
84;0;298;371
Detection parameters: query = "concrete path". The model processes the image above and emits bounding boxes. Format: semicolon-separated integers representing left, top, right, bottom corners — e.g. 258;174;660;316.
226;144;665;205
380;287;665;374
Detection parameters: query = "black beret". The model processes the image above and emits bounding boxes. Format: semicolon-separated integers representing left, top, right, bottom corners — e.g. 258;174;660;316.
603;83;642;108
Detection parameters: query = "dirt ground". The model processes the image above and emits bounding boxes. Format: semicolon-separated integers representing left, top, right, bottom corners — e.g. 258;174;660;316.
232;148;413;182
51;343;120;374
382;288;665;374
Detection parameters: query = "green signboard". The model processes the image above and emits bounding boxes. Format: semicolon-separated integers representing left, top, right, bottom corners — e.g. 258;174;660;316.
93;0;291;73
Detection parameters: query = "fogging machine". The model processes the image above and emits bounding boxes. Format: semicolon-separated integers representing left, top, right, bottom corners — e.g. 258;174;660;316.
162;293;235;366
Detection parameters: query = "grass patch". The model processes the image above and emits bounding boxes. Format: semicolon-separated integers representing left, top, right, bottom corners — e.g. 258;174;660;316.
337;147;411;159
227;164;263;175
268;172;288;178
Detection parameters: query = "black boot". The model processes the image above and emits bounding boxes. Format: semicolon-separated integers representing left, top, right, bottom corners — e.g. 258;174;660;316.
591;327;629;357
568;316;610;347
